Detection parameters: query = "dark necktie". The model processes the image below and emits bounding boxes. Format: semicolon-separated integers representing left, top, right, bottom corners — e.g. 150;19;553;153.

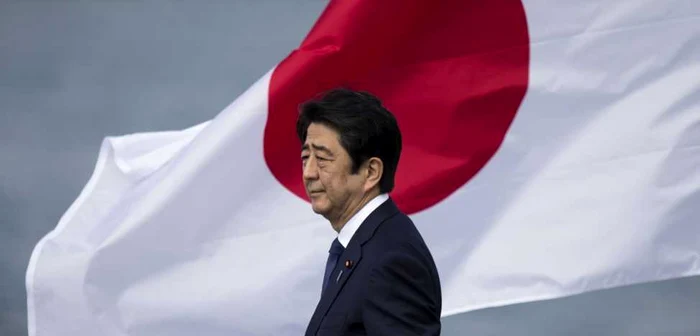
322;238;345;293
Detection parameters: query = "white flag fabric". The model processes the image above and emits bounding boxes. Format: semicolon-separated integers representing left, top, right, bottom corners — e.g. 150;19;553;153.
27;1;700;335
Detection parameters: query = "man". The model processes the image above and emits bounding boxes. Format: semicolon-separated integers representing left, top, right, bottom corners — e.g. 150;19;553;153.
298;88;442;335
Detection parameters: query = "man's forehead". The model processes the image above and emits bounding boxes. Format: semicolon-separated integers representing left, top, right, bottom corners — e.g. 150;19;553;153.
306;122;339;137
302;140;334;153
303;125;339;150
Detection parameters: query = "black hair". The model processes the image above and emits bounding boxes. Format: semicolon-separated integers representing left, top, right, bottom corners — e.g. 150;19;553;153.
296;87;402;193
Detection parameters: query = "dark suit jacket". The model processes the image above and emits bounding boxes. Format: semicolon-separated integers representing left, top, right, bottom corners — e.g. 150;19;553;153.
305;198;442;335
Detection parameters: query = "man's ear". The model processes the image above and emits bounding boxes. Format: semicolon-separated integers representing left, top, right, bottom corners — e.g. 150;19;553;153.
364;157;384;192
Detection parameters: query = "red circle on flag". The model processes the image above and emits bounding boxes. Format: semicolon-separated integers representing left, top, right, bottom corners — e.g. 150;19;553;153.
264;1;530;214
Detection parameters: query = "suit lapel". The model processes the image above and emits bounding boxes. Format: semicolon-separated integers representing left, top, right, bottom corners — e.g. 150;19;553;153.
306;199;400;335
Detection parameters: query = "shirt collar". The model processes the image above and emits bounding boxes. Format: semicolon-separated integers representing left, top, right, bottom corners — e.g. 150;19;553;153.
337;193;389;248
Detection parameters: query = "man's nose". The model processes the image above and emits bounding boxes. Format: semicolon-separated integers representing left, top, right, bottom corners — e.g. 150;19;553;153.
302;156;318;180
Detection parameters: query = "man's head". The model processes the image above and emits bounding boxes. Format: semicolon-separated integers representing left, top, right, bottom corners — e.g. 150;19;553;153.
296;88;402;230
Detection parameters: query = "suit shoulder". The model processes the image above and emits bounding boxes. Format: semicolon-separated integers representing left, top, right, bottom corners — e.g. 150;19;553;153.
373;211;427;248
367;211;437;267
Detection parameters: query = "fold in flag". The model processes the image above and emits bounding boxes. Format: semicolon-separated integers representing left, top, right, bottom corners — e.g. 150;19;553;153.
27;0;700;335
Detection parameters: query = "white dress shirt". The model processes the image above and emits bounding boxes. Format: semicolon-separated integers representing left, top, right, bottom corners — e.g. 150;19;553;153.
337;193;389;248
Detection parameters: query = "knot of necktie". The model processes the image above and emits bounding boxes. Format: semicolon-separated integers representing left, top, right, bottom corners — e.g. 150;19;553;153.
329;238;345;256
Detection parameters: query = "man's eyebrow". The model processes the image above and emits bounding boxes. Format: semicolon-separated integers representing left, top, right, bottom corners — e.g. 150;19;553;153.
301;143;333;155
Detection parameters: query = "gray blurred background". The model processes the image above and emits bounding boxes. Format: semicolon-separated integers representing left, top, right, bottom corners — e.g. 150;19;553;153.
1;1;699;335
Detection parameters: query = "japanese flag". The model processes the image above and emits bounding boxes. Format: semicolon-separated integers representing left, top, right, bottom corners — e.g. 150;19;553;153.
27;1;700;335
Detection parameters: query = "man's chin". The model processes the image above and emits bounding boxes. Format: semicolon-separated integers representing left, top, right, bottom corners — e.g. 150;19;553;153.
310;200;329;216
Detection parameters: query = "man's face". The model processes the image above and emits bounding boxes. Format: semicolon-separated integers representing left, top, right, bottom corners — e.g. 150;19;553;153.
301;123;365;224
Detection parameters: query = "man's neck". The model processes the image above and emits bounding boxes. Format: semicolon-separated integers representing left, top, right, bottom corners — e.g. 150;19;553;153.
330;190;380;233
